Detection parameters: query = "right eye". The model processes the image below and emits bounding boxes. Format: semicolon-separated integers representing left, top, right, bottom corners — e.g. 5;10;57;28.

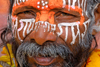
17;11;36;16
55;11;76;17
54;11;80;23
16;10;36;19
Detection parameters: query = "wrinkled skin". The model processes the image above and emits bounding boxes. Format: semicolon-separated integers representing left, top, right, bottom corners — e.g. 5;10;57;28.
11;0;99;67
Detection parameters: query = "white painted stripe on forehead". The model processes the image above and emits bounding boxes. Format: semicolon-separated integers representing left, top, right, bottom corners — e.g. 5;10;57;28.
62;0;66;8
84;0;87;12
58;22;80;26
19;18;35;37
20;0;21;3
23;0;25;2
78;0;80;8
72;0;77;9
68;0;71;10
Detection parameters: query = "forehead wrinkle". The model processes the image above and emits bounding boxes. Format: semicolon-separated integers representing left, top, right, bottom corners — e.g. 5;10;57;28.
12;0;87;18
13;0;87;10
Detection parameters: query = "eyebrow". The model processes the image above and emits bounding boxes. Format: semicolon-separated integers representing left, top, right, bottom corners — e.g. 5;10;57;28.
13;6;39;15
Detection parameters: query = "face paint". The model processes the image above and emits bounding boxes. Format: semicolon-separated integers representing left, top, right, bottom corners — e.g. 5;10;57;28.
57;19;90;45
12;17;23;41
12;0;89;45
13;0;87;13
18;21;24;31
12;16;90;45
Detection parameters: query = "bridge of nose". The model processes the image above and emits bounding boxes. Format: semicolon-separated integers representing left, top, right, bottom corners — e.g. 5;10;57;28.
29;11;56;45
36;11;55;24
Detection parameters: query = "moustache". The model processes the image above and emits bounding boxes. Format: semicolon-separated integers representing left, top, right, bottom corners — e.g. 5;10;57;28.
16;41;73;66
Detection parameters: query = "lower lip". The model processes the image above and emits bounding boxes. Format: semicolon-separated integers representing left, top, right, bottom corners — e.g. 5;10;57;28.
34;57;55;66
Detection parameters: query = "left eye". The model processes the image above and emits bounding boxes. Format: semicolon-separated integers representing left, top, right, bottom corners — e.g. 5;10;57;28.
55;11;76;17
17;10;36;16
54;11;80;23
16;10;36;19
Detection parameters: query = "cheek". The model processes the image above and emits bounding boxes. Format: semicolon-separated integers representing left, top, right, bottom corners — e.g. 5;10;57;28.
55;19;90;45
56;26;73;44
79;24;85;34
17;24;24;40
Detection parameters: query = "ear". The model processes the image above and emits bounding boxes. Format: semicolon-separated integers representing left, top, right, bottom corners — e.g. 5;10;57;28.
92;4;100;35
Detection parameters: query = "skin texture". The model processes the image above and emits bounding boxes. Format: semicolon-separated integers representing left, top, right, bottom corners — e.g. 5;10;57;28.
0;0;10;57
12;0;88;45
10;0;99;67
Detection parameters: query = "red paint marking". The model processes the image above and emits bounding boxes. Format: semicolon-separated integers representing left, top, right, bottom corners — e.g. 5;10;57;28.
87;58;91;65
98;54;100;57
94;50;100;52
49;16;51;19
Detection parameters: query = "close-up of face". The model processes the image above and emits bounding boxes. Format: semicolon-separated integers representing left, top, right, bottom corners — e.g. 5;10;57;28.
11;0;98;67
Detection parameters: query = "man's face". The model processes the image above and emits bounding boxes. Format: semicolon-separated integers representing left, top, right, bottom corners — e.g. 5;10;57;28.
12;0;90;67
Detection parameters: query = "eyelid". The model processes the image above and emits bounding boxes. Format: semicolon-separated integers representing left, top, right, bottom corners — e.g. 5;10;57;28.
17;10;36;16
55;11;77;17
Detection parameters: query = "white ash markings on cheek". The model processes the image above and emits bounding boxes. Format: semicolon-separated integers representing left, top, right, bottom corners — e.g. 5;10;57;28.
18;21;24;31
12;18;35;42
71;24;80;45
57;22;80;44
19;18;35;37
57;19;90;45
27;22;32;34
81;19;90;41
14;17;90;44
65;27;68;41
12;18;18;38
13;18;23;41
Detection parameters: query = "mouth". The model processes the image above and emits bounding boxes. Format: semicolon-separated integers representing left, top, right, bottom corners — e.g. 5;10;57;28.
33;56;56;66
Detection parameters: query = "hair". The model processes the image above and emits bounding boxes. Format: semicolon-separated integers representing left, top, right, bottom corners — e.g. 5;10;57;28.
1;0;100;67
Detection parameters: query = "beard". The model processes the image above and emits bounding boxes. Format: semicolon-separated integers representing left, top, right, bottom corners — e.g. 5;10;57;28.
16;40;73;67
11;32;93;67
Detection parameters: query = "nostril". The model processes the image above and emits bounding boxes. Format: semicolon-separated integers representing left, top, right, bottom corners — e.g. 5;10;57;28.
30;39;36;43
46;33;57;42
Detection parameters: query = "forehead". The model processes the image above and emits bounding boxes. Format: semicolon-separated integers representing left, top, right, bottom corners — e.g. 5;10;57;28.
13;0;87;11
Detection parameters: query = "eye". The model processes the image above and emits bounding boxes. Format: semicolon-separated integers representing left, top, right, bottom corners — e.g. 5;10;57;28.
16;10;36;19
55;11;76;17
17;11;36;16
54;11;80;23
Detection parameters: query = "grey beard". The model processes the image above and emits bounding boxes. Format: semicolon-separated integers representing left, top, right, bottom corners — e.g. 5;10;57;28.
16;41;73;67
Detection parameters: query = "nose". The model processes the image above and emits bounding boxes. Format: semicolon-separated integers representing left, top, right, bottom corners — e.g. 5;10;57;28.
29;11;56;45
